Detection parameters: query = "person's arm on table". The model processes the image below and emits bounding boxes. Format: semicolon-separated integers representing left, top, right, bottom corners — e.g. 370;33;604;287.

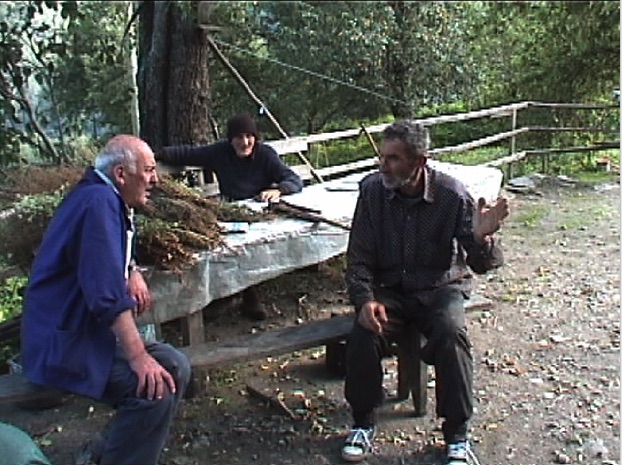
257;145;303;201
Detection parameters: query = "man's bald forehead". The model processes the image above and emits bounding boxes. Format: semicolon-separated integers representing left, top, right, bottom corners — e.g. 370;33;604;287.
105;135;152;154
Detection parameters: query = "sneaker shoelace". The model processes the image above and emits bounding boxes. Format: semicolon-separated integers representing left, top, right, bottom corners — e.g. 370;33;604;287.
467;447;481;465
345;427;373;450
447;441;482;465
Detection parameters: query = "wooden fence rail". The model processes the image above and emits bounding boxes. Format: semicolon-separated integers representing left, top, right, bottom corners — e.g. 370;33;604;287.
262;100;619;184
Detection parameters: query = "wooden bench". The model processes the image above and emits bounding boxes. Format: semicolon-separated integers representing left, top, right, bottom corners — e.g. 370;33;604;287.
0;295;493;416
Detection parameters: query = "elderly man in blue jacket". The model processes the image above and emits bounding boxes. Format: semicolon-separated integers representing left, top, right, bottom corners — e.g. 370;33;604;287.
157;113;304;321
21;135;191;465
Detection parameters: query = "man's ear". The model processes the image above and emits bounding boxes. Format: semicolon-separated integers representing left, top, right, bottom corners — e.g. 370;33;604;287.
416;155;428;167
112;164;125;185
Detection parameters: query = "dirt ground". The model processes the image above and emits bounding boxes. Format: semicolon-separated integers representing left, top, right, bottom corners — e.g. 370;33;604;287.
1;176;619;465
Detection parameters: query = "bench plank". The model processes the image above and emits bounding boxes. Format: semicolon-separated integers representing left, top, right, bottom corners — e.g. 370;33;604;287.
181;294;492;369
0;373;66;405
0;295;492;404
181;314;354;369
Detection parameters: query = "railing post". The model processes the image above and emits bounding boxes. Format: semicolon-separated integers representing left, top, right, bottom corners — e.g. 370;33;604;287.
507;108;519;182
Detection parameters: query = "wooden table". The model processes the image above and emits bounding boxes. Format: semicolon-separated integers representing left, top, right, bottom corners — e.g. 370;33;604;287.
139;162;504;345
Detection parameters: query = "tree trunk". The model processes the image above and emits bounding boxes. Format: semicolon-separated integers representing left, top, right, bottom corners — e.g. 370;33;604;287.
385;1;418;119
137;1;213;151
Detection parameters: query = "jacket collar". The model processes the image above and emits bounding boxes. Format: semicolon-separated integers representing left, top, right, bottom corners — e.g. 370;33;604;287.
385;165;435;203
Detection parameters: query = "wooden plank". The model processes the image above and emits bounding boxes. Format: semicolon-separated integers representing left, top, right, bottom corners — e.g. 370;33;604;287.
528;102;618;110
0;373;67;405
180;310;205;346
181;314;355;369
0;315;20;343
265;139;309;155
396;327;427;416
182;295;492;369
316;158;378;178
0;296;493;403
292;158;377;183
290;164;313;182
430;128;529;157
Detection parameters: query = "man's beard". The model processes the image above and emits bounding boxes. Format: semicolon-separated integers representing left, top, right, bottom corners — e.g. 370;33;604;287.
381;166;420;190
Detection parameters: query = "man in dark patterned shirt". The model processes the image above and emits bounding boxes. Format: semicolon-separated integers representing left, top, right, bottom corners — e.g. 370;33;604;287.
341;120;509;465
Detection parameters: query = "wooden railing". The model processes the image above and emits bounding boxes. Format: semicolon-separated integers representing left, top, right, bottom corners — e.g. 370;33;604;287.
263;100;620;184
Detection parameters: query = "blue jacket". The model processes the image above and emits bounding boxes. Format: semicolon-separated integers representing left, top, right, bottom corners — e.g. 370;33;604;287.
20;167;137;399
160;140;303;200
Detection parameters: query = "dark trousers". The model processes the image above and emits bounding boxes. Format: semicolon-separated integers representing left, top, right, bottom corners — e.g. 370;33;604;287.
99;342;192;465
344;287;472;443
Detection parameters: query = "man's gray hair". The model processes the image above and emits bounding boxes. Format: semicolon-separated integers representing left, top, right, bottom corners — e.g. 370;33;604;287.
94;146;138;178
383;120;431;158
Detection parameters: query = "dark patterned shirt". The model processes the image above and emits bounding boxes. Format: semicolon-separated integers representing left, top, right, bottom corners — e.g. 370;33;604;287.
345;166;504;309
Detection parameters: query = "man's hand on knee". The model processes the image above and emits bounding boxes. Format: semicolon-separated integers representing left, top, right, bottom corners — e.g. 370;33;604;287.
358;301;388;335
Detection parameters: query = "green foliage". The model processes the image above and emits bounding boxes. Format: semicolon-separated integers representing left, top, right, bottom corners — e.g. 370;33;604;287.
0;276;28;322
52;2;133;137
1;0;617;167
0;191;63;273
382;2;478;117
467;2;620;106
207;2;393;136
0;1;129;165
0;1;67;163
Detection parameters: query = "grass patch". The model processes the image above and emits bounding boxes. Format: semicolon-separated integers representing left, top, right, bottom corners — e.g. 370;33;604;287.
558;196;617;231
511;204;550;229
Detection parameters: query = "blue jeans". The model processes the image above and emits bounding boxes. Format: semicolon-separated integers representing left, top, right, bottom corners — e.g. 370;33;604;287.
98;342;191;465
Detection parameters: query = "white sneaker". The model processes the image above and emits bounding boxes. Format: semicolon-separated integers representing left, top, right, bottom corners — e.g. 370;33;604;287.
341;426;375;462
446;440;480;465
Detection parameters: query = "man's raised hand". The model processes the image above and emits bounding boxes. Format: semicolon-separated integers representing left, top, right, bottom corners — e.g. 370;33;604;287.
473;196;510;244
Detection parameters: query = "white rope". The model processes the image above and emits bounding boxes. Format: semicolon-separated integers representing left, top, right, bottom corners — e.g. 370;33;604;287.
211;38;410;106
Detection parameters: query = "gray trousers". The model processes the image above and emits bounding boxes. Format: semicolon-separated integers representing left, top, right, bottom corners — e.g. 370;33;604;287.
98;342;192;465
344;287;473;443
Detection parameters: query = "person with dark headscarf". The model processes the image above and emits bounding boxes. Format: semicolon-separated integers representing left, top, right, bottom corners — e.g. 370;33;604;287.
158;113;303;201
157;113;304;320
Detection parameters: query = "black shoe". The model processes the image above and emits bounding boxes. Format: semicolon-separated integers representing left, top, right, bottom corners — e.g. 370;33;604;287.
240;287;268;321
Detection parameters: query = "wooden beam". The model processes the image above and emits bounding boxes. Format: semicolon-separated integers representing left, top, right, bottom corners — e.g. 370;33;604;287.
431;128;530;157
